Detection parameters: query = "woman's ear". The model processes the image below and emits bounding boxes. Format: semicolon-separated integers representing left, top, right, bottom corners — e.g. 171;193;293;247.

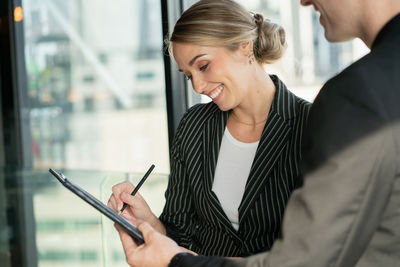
239;40;254;57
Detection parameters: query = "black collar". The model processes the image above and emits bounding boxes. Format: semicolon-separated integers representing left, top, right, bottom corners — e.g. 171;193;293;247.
372;13;400;49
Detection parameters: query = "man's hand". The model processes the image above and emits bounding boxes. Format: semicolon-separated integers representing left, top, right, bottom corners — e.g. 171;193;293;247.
115;221;193;267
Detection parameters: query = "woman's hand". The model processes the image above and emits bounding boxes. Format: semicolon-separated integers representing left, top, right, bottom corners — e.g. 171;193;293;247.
108;181;166;234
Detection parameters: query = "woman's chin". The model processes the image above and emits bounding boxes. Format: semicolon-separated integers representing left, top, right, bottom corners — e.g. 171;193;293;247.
215;103;230;111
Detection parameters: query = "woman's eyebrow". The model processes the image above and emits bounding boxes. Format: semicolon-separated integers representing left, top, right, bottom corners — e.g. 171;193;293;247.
188;54;206;66
178;54;207;72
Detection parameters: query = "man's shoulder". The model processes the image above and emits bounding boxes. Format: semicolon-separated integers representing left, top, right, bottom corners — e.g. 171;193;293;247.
321;33;399;100
312;35;400;124
333;29;400;85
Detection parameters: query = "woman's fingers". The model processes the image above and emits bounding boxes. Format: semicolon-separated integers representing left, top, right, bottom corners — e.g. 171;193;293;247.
120;192;137;207
121;212;143;226
110;181;160;233
107;194;118;210
112;182;135;210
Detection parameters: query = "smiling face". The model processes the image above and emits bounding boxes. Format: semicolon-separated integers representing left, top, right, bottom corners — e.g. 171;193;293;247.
172;42;253;111
300;0;361;42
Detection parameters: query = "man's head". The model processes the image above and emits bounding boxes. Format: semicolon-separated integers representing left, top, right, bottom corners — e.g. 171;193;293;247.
301;0;400;47
300;0;362;42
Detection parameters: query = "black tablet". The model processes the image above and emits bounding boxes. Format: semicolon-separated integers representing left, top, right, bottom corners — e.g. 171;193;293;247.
49;168;144;244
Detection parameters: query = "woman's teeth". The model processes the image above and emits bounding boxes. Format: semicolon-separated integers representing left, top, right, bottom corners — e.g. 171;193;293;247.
210;85;223;99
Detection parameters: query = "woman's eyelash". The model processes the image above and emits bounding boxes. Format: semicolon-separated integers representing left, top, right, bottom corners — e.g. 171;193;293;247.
199;63;209;71
183;63;208;80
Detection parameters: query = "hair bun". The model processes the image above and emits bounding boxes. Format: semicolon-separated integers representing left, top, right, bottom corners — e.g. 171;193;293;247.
253;14;287;64
168;0;287;65
253;13;264;29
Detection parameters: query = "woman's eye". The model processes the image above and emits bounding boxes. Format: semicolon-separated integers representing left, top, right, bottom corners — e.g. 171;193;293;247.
185;74;192;80
199;63;209;72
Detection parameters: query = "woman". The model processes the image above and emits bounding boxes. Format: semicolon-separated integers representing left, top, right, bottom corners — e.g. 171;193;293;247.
108;0;310;257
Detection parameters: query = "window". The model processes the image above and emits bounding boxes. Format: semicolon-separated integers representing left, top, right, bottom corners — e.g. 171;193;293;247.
20;1;171;266
24;0;170;174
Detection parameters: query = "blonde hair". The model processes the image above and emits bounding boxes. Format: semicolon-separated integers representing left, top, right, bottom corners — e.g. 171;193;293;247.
167;0;286;64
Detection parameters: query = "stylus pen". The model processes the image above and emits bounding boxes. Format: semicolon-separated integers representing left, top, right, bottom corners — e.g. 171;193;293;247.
119;164;155;214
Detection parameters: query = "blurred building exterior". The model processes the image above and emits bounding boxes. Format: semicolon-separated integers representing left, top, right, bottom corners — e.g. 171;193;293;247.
24;0;170;174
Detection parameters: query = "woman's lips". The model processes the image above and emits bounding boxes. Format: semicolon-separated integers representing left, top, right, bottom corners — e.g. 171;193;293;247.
209;85;224;100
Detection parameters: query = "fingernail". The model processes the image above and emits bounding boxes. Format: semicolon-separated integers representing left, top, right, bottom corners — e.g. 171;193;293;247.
122;213;132;220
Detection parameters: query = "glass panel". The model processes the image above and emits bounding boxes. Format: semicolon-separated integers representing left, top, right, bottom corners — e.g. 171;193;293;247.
21;0;170;266
1;168;167;267
23;0;170;174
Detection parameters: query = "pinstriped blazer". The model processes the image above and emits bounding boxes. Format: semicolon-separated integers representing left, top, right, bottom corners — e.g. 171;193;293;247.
159;75;311;257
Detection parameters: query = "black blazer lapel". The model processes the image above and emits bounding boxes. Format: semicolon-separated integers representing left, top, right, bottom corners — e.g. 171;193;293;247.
202;109;227;192
238;111;292;219
239;75;297;220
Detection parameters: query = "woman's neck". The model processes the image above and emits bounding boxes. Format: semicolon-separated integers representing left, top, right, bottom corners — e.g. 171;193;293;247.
231;66;275;125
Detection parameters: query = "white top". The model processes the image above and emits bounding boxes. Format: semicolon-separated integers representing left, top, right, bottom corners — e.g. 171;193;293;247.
212;127;259;230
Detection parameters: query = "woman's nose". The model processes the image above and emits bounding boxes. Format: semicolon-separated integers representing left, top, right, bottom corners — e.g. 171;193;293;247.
191;75;206;95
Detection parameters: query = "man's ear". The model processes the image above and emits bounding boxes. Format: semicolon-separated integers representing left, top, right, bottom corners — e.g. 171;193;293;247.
239;40;254;57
